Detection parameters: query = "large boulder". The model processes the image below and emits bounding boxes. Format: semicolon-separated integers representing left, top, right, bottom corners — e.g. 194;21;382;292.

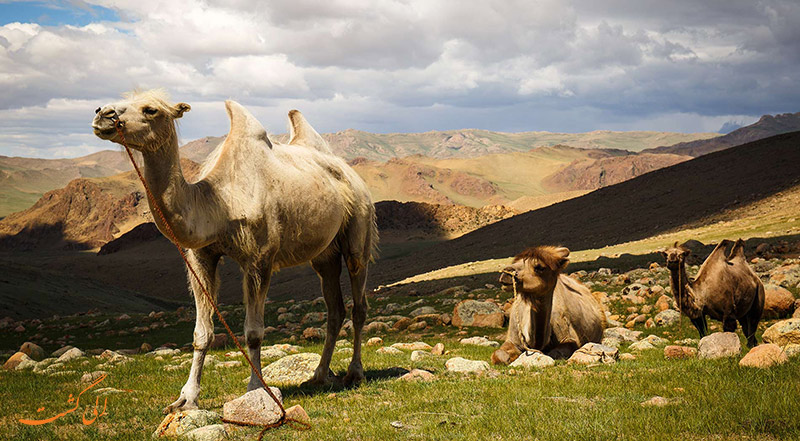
223;387;283;427
567;343;618;365
697;332;741;359
769;264;800;289
763;284;796;319
762;318;800;347
259;353;320;386
451;300;504;328
739;344;789;368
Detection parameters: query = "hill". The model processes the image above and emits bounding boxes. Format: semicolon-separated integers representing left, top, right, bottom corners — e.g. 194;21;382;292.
369;131;800;285
643;112;800;157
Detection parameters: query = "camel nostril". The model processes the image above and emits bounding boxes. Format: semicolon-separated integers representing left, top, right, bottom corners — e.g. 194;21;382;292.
95;107;101;114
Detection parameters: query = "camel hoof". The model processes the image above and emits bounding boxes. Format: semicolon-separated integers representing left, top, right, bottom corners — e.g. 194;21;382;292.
343;370;365;388
301;375;333;388
163;397;197;414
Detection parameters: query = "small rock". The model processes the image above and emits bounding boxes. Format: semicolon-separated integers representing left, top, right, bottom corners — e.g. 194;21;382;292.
410;306;437;317
182;424;228;441
655;309;680;327
392;317;412;331
302;327;324;340
223;387;283;427
641;396;670;407
664;345;697;359
431;342;445;355
399;368;435;381
509;351;554;368
619;353;636;361
643;335;668;346
410;350;431;362
439;313;452;326
391;342;432;351
567;343;619;365
784;344;800;358
153;410;221;438
459;336;499;347
51;346;75;358
629;341;656;351
655;295;672;312
377;347;403;355
407;321;427;332
763;284;796;319
603;327;642;343
80;370;108;383
56;347;85;363
140;342;153;353
445;357;490;373
285;404;311;426
739;344;789;368
698;332;741;359
366;337;383;346
364;321;390;334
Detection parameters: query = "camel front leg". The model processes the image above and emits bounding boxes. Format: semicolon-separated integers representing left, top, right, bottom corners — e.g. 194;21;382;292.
306;256;345;386
344;260;368;386
165;249;220;414
244;270;269;391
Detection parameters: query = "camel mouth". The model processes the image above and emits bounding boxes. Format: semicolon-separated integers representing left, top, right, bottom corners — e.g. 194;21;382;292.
498;272;518;291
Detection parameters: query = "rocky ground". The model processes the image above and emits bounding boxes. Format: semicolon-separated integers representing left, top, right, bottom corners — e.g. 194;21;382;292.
1;256;799;440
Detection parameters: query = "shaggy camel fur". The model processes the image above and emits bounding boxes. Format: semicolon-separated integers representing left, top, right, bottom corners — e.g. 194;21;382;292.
661;239;763;347
491;246;605;365
92;90;378;413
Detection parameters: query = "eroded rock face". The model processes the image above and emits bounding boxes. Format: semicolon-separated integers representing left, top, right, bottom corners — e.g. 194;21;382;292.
739;344;788;368
451;300;504;328
698;332;741;359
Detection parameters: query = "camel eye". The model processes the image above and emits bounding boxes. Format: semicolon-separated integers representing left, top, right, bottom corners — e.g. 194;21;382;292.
143;107;158;116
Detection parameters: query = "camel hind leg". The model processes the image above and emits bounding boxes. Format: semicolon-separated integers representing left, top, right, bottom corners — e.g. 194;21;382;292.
306;252;345;386
165;248;220;414
341;213;374;387
243;270;270;391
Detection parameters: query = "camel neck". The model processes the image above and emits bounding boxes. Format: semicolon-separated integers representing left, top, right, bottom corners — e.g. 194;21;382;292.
669;263;702;318
520;292;554;350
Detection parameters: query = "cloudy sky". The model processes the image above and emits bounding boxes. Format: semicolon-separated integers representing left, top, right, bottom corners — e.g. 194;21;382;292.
1;0;798;158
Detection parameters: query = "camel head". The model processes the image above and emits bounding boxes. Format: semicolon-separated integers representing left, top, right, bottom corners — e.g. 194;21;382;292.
499;246;570;297
660;241;690;270
92;89;190;152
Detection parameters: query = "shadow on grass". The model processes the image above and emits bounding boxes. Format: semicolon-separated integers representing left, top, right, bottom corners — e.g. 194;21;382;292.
279;366;411;398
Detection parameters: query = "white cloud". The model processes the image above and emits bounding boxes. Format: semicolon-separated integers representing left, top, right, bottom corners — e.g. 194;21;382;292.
0;0;798;158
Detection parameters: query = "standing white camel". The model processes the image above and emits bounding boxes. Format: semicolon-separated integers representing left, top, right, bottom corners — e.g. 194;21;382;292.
91;90;378;413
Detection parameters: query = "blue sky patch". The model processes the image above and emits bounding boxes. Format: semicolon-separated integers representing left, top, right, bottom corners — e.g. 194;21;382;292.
0;1;120;26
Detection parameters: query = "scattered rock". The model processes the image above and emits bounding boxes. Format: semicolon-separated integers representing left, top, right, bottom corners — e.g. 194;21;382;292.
391;342;432;351
439;313;452;326
451;300;504;328
603;327;642;343
769;264;800;289
259;353;320;385
3;352;34;370
739;344;789;368
366;337;383;346
655;309;680;327
459;336;499;347
641;396;671;407
784;344;800;358
445;357;490;373
664;345;697;359
302;327;324;340
19;342;45;361
762;318;800;347
364;321;390;334
619;353;636;361
601;337;621;348
763;284;796;319
51;346;75;358
698;332;741;359
399;368;435;381
182;424;228;441
56;347;84;363
509;351;554;368
407;321;427;332
285;404;311;426
567;343;619;365
377;347;403;355
392;317;412;331
410;350;431;362
80;370;108;383
153;410;221;438
629;341;656;351
223;387;283;427
655;295;672;312
301;312;325;325
431;342;445;355
410;306;437;317
643;335;668;346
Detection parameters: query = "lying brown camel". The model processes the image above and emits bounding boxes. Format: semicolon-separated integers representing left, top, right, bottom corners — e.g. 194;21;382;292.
491;246;605;364
661;239;764;347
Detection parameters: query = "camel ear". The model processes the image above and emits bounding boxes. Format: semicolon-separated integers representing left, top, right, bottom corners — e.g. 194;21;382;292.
554;247;570;271
172;103;191;118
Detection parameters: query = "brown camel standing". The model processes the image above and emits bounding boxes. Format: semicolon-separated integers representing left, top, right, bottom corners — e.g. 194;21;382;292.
491;246;605;364
92;90;378;413
661;239;764;347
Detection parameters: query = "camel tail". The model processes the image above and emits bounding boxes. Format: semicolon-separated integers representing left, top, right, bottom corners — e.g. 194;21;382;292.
367;205;380;262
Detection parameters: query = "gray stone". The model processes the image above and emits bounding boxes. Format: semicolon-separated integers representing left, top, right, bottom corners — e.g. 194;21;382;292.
655;309;680;327
643;335;669;346
629;341;656;351
509;351;554;368
762;318;800;347
603;327;642;342
410;350;431;362
377;347;403;355
153;410;221;438
410;306;437;317
451;300;504;327
223;387;283;427
698;332;741;359
56;347;85;363
567;343;619;365
601;337;622;348
445;357;490;373
258;353;320;385
181;424;228;440
51;346;75;358
459;336;500;347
